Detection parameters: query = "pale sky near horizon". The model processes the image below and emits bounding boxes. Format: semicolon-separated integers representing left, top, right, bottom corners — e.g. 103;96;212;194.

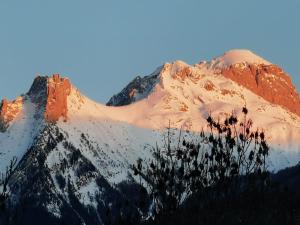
0;0;299;104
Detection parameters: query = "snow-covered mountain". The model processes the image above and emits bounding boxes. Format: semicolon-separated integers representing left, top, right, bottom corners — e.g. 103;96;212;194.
1;49;300;225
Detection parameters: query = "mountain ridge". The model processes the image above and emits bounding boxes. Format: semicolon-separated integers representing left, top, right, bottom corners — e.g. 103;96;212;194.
107;49;300;117
1;49;300;225
1;50;300;144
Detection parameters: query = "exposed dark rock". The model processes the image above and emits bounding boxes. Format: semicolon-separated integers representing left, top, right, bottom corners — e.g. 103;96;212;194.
106;69;160;106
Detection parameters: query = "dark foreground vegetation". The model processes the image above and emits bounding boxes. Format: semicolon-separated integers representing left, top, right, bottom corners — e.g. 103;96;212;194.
142;180;300;225
129;107;300;225
133;162;300;225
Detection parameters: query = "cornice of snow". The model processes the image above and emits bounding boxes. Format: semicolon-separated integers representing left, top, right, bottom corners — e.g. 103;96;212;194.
207;49;271;69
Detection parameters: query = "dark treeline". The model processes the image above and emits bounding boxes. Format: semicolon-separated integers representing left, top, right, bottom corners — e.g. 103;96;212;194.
140;163;300;225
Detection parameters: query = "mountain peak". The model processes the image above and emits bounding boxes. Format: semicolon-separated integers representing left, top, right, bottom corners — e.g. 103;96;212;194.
0;74;72;131
210;49;271;68
107;50;300;117
214;54;300;117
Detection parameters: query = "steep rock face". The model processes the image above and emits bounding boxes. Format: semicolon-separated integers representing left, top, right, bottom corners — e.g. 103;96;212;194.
28;76;48;105
216;64;300;117
0;74;71;132
106;68;160;106
0;97;23;132
45;74;71;122
27;74;71;123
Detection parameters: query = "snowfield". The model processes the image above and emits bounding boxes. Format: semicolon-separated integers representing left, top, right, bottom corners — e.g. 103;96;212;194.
207;49;271;68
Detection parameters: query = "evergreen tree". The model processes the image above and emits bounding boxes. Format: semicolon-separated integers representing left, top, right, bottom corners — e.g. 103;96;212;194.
133;107;270;218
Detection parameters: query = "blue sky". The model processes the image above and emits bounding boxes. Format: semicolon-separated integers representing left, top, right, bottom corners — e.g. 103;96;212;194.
0;0;299;103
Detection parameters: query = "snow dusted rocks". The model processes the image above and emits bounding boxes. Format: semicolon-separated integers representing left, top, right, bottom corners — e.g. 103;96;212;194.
108;49;300;118
106;68;160;106
104;49;300;149
0;97;23;131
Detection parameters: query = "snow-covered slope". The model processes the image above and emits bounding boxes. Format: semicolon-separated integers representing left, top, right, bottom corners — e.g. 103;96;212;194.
1;49;300;224
102;59;300;142
208;49;271;68
0;97;45;172
62;81;300;174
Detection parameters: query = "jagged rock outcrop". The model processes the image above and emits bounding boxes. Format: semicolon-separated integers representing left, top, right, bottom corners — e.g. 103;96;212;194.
45;74;71;122
28;74;71;122
0;97;23;131
28;76;48;104
216;64;300;117
0;74;71;132
106;69;160;106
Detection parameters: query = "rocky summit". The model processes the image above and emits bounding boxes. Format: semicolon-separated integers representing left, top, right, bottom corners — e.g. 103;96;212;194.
0;74;71;132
